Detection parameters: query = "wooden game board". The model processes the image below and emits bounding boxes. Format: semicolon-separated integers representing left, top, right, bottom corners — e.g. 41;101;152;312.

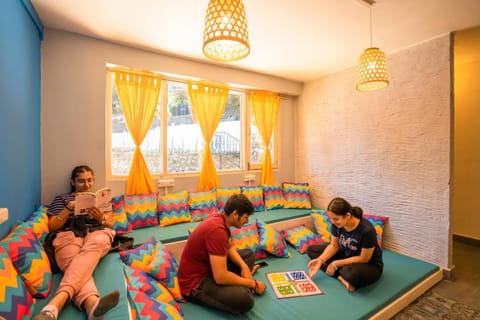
266;270;323;299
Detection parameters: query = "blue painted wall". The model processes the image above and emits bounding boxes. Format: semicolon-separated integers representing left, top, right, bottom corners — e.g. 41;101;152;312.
0;0;43;238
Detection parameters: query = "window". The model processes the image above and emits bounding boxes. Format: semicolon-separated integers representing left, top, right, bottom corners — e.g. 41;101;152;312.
108;70;278;177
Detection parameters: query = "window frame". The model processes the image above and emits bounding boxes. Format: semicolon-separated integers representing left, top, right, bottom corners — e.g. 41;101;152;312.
106;69;280;180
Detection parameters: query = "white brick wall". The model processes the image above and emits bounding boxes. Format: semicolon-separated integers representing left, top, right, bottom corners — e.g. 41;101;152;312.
297;34;452;269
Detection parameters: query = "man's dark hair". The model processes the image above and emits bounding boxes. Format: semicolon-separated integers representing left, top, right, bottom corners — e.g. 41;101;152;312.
224;193;254;217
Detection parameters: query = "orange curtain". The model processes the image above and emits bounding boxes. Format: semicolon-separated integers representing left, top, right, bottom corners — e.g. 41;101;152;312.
188;81;229;191
249;91;280;185
115;70;162;194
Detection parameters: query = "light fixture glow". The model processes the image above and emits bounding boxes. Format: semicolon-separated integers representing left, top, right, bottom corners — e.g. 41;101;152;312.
203;0;250;62
356;1;389;91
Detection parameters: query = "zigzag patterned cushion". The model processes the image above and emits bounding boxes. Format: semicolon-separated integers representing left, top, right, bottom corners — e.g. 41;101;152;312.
123;264;183;317
126;287;183;320
119;236;182;301
281;225;323;254
230;223;266;259
119;236;157;269
111;195;131;234
125;193;159;229
363;213;389;248
262;184;285;210
145;241;183;301
256;219;289;258
311;209;332;243
158;190;191;227
282;182;312;209
24;205;49;244
188;190;217;222
216;187;241;212
241;186;265;212
0;246;34;320
0;222;52;298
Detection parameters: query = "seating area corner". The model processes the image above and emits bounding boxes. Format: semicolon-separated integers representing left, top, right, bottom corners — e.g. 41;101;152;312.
0;184;443;320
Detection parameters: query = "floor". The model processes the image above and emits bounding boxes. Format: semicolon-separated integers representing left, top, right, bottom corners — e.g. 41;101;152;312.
429;240;480;309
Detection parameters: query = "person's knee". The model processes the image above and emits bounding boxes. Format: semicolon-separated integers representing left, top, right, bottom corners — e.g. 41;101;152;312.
234;291;255;314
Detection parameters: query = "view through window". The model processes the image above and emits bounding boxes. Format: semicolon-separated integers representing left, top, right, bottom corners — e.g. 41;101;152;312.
109;72;278;177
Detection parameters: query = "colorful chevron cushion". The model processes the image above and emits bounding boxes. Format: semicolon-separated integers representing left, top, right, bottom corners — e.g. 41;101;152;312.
0;246;34;320
119;236;157;269
111;195;131;234
216;187;241;212
158;190;191;227
241;186;265;212
125;193;159;229
311;209;332;243
24;205;49;244
123;264;183;317
188;190;217;222
0;222;52;298
256;219;290;258
119;236;182;301
281;225;323;254
282;182;312;209
126;286;183;320
262;184;285;210
364;213;388;248
230;222;266;259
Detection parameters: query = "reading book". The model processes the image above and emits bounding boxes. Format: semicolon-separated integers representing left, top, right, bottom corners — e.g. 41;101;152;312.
74;187;112;215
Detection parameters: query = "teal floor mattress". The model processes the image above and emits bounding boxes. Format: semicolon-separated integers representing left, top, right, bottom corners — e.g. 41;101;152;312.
181;249;440;320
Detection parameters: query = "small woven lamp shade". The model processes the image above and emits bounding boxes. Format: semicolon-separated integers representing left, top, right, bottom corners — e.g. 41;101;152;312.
356;47;389;91
203;0;250;61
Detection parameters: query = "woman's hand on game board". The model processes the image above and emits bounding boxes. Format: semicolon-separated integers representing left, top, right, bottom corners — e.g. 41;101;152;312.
254;280;267;295
308;258;321;278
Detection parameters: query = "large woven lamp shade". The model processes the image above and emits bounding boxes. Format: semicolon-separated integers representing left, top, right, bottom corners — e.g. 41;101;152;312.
356;0;389;91
203;0;250;62
356;47;389;91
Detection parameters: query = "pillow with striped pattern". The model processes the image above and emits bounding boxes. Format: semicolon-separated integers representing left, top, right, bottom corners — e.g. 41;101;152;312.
216;187;241;212
363;213;388;248
0;222;52;298
282;182;312;209
241;186;265;212
281;225;323;254
24;205;49;244
230;222;266;259
0;246;34;320
188;190;217;222
111;195;131;234
125;193;159;229
158;190;191;227
123;264;183;318
119;236;182;301
256;219;290;258
311;209;332;244
262;184;285;210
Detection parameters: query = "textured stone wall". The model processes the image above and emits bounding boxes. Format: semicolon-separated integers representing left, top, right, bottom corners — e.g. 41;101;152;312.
296;34;452;268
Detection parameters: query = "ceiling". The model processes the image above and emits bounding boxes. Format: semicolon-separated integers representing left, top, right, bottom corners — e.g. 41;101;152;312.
31;0;480;83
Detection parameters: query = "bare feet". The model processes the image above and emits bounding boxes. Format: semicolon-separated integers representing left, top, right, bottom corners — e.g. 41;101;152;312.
338;276;356;292
251;264;261;275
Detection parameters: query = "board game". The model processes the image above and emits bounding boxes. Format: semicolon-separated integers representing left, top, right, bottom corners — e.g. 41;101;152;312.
266;270;323;299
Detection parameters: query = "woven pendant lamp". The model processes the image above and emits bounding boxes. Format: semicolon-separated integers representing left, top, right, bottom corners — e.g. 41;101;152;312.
203;0;250;62
356;1;389;91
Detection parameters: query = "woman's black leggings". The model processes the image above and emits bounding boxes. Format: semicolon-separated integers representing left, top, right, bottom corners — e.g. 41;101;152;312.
307;244;382;288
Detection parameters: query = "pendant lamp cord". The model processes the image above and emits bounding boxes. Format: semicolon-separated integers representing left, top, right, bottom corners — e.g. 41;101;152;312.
369;6;373;47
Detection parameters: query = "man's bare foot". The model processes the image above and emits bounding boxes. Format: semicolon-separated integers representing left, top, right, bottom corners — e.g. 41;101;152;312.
338;276;356;292
251;264;261;275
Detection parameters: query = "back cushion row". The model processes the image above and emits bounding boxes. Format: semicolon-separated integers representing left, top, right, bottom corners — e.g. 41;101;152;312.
112;183;312;233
